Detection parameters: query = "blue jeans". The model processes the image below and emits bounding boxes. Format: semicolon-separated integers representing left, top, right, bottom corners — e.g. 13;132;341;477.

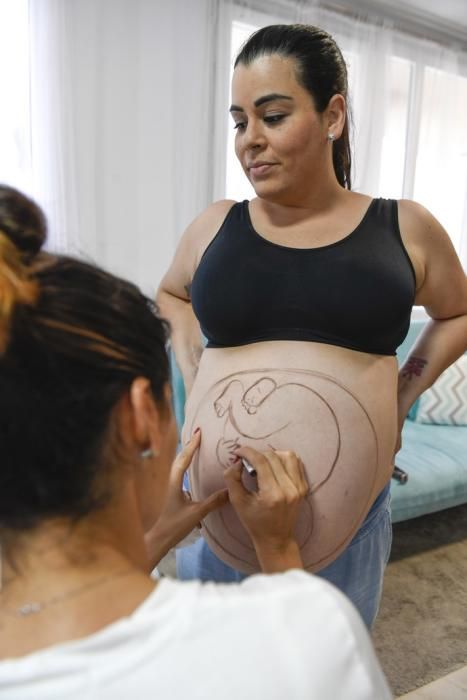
176;484;392;628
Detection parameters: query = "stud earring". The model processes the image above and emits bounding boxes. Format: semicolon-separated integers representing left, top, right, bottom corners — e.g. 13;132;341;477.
140;447;158;460
327;132;335;142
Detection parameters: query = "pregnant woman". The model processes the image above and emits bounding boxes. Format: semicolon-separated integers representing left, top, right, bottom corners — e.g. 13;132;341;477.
157;24;467;627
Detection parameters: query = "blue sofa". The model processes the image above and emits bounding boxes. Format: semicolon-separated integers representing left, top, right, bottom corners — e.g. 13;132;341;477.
170;321;467;524
392;321;467;522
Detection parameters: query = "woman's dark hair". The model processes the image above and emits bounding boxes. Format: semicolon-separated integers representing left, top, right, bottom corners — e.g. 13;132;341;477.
0;185;170;531
235;24;352;190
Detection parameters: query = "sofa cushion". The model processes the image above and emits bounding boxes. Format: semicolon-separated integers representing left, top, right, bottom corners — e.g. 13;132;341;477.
412;355;467;426
391;420;467;522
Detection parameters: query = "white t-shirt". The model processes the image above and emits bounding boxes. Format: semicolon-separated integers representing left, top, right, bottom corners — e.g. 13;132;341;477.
0;570;392;700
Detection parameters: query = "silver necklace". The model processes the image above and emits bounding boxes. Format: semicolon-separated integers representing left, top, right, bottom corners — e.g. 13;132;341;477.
1;566;135;618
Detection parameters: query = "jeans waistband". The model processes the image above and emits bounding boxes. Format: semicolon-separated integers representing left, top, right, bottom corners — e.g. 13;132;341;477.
365;481;391;521
348;481;391;545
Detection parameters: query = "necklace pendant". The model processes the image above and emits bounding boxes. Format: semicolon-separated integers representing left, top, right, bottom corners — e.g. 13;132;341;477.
18;602;41;616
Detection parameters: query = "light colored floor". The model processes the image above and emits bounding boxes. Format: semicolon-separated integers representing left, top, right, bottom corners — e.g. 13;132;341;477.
398;665;467;699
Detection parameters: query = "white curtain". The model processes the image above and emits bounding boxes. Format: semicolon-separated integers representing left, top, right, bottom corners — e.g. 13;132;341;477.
0;1;32;196
28;0;221;295
412;50;467;256
29;0;79;253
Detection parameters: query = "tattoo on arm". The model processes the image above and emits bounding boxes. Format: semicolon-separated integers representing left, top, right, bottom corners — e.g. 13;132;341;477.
402;356;427;379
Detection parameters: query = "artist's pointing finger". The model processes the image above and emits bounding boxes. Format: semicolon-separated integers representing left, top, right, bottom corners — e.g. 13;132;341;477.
172;429;201;482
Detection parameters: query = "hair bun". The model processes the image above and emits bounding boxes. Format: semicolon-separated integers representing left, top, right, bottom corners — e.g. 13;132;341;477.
0;185;47;260
0;185;43;353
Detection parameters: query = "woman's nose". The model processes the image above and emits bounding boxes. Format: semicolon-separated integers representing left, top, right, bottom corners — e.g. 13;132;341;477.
243;120;266;151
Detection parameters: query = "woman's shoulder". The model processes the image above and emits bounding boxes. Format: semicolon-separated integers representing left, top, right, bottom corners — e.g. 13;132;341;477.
397;199;467;313
155;569;323;603
167;569;346;613
396;198;457;257
179;199;238;266
187;199;238;240
158;200;241;291
397;198;433;231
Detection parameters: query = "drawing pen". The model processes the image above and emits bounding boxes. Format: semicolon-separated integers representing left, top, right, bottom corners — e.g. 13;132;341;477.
241;458;257;477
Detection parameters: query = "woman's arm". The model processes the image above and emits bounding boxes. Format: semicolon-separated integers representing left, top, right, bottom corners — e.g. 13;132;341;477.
398;315;467;423
157;288;203;396
397;200;467;432
156;200;235;396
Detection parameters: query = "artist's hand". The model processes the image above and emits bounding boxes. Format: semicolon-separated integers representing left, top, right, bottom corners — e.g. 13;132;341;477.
145;430;228;568
224;446;309;572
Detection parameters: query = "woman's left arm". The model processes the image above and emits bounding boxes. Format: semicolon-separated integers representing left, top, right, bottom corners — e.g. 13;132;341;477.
396;200;467;432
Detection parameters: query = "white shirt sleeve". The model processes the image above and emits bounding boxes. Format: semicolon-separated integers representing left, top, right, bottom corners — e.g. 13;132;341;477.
232;570;393;700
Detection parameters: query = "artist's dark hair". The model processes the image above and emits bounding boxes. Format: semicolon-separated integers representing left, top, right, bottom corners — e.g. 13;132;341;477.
235;24;352;189
0;185;170;531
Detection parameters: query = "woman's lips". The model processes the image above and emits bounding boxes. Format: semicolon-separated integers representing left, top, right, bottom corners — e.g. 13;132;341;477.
248;163;277;179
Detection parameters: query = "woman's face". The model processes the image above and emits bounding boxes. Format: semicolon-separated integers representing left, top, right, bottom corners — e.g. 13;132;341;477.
231;54;332;204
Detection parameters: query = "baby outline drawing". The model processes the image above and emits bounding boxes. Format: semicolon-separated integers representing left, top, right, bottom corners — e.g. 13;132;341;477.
213;377;340;493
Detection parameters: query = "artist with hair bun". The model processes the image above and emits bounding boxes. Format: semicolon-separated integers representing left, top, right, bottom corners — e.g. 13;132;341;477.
157;23;467;627
0;184;392;698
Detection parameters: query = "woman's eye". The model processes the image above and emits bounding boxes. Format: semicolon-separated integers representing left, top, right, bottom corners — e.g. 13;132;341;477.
233;122;246;131
264;114;286;124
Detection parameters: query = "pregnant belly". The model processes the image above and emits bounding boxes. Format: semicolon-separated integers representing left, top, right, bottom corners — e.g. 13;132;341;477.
184;344;397;574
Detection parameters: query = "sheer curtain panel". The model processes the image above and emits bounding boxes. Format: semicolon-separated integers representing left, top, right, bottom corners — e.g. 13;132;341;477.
28;0;219;294
29;0;79;252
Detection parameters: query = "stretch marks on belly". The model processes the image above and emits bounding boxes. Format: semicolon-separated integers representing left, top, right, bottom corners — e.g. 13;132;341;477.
188;369;379;573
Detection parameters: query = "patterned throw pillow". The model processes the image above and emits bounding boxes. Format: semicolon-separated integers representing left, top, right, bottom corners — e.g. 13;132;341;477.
413;355;467;426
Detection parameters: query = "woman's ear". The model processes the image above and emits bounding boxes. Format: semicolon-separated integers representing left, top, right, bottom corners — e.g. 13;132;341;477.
326;93;346;139
128;377;162;455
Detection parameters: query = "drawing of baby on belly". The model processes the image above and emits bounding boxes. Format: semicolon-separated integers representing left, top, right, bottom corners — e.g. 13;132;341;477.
188;369;379;573
213;377;340;493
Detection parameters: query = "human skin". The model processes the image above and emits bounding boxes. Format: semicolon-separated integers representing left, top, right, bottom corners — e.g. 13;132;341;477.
184;342;397;573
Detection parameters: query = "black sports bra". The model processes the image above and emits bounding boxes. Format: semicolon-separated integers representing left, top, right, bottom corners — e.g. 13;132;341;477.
190;199;416;355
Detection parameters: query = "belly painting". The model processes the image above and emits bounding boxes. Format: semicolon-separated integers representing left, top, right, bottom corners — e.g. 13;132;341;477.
184;342;397;574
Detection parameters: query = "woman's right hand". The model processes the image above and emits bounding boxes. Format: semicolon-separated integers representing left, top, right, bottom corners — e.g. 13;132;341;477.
224;447;309;573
